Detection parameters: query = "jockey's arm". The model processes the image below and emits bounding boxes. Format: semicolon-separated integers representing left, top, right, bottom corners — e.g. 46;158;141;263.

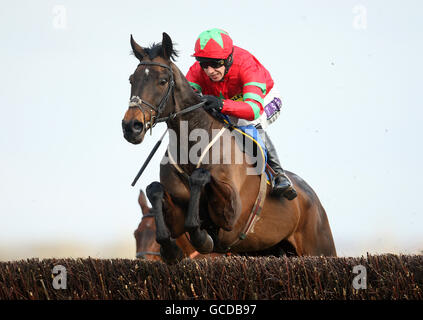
186;63;267;121
220;67;267;121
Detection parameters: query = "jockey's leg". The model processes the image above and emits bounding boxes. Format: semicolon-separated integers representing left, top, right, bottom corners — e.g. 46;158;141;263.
263;131;297;200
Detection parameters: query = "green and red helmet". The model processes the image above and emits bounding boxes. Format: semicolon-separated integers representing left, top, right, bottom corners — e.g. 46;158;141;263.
193;28;233;59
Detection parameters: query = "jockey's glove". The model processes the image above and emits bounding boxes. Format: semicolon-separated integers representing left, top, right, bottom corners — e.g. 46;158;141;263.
203;95;223;113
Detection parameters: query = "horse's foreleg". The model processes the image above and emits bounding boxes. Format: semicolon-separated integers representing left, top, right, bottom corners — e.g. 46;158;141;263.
185;168;214;254
146;181;183;264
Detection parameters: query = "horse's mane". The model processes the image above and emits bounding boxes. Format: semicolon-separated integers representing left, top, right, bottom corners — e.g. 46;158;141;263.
141;42;179;61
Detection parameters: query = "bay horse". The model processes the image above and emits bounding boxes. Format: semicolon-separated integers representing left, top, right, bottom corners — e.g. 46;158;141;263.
134;190;162;260
134;190;221;260
122;32;336;264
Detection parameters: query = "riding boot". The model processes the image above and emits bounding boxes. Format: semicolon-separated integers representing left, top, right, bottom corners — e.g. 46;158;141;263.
264;132;297;200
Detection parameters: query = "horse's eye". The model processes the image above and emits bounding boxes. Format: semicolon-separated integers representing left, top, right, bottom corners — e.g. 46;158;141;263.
159;79;167;86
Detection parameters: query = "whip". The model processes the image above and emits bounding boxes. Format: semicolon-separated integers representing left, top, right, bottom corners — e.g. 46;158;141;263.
131;128;168;187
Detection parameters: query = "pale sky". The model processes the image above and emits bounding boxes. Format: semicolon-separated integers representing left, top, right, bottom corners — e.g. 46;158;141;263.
0;0;422;260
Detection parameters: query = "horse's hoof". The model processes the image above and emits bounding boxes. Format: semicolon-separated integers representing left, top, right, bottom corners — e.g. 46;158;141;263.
160;244;184;265
196;233;214;254
146;182;164;201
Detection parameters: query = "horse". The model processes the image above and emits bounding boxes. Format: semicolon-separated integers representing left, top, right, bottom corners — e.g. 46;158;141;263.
134;190;162;260
134;189;221;260
122;32;337;264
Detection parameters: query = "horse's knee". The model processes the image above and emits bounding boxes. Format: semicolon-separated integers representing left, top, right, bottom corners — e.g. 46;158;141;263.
146;181;164;202
189;168;211;187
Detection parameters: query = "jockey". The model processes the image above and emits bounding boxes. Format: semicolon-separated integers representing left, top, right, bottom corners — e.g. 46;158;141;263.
186;28;297;200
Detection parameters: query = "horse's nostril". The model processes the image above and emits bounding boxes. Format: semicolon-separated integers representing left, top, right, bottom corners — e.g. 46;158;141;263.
132;120;144;133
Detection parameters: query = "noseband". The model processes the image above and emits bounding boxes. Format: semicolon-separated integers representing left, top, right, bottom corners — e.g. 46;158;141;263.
136;251;161;259
141;212;155;219
128;61;205;134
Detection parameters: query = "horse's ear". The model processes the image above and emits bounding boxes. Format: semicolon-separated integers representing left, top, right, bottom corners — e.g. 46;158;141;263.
138;190;150;214
162;32;173;60
130;35;146;61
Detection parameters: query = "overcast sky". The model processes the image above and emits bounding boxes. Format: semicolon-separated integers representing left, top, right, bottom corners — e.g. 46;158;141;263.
1;0;422;260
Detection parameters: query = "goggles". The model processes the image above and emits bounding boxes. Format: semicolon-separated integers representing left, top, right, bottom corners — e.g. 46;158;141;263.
196;58;225;69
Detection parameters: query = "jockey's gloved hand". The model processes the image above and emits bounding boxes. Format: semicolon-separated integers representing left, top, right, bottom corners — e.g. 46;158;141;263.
202;95;223;112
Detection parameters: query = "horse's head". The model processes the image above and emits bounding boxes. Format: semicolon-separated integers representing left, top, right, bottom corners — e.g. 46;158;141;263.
133;190;161;260
122;33;177;144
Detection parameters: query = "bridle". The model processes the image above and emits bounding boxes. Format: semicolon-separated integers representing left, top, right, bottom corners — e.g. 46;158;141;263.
128;61;174;134
135;212;161;259
128;61;205;135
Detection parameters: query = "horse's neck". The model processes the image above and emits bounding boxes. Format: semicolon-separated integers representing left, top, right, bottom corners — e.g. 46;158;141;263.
172;65;201;110
169;64;217;133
